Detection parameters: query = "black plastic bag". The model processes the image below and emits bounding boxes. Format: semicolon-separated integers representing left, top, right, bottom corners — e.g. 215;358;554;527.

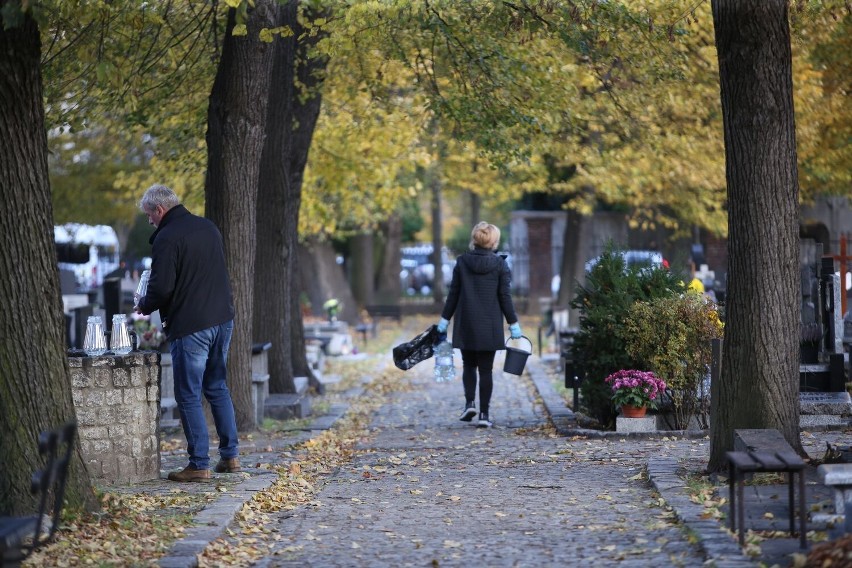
392;325;441;371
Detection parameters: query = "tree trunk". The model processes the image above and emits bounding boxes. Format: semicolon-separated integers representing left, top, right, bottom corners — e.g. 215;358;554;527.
0;11;97;515
470;190;481;227
290;256;321;394
254;1;327;395
556;210;587;314
204;1;276;431
350;233;375;309
298;239;359;324
708;0;803;470
375;214;403;304
429;165;444;306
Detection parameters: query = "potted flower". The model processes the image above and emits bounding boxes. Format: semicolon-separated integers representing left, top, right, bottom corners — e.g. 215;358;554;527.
323;298;341;322
604;369;667;418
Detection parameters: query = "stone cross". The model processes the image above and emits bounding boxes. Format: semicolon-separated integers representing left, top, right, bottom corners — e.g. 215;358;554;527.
828;234;852;318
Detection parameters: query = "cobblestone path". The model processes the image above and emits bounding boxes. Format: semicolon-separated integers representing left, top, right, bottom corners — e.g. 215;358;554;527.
256;356;708;567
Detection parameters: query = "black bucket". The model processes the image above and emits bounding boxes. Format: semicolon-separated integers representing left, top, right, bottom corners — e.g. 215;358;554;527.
503;335;532;375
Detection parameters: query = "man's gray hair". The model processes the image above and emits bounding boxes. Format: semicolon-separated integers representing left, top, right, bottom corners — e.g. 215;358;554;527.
139;184;180;212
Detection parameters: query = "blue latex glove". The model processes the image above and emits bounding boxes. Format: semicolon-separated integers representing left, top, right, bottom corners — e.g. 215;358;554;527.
509;322;522;339
437;318;449;334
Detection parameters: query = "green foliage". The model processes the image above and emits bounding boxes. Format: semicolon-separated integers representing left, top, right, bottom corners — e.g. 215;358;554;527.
48;128;144;230
399;197;424;243
445;224;471;256
124;214;154;262
570;243;683;428
620;292;724;429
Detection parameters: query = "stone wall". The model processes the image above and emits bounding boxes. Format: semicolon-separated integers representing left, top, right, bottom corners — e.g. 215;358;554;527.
69;352;161;483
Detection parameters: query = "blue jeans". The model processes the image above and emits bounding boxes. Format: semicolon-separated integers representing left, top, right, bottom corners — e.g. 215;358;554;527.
170;320;238;469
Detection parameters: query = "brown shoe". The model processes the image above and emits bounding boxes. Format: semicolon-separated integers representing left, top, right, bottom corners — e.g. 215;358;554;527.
214;457;242;473
167;465;211;482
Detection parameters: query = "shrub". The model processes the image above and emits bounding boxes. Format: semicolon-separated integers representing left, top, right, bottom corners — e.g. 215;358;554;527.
620;292;724;430
570;244;684;428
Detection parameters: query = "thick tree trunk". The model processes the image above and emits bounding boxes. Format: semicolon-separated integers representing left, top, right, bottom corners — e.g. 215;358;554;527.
298;239;359;324
470;191;481;227
708;0;803;470
290;255;321;394
556;210;588;328
0;12;97;515
429;166;444;306
375;214;403;304
254;1;327;394
204;2;276;430
350;233;375;308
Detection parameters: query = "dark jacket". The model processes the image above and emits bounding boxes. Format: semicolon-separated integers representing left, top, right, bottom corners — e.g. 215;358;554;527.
139;205;234;339
441;247;518;351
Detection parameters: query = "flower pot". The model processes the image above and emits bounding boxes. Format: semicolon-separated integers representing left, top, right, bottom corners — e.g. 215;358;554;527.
621;404;647;418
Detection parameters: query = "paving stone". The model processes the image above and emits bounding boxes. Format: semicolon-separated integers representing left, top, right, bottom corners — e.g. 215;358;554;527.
141;348;851;567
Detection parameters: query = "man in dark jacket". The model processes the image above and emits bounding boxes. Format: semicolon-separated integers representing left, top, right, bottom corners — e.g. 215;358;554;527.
437;222;522;427
137;184;240;481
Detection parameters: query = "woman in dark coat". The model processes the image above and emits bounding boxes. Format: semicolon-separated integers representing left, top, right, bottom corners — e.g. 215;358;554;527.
437;222;522;427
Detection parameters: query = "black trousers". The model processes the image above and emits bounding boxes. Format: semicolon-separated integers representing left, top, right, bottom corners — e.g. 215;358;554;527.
460;350;496;413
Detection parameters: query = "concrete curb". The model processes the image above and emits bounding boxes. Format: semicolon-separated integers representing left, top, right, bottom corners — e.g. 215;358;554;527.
647;458;753;567
158;473;278;568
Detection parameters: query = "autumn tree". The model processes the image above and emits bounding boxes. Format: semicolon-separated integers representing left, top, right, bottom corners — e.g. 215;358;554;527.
707;0;804;468
205;0;277;430
0;4;98;515
253;1;328;394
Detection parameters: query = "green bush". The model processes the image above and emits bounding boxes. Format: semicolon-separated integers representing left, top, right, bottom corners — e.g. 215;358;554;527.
620;292;724;430
570;245;684;428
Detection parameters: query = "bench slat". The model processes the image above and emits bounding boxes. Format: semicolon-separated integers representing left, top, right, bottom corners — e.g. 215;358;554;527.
774;450;806;470
727;451;759;470
750;451;787;470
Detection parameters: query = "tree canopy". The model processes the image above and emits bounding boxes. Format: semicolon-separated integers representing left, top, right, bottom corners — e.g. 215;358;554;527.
35;1;850;242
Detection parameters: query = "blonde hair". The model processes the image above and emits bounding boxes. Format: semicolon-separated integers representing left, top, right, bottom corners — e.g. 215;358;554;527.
469;222;500;251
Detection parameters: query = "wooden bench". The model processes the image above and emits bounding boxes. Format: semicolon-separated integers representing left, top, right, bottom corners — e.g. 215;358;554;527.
817;463;852;535
366;304;402;322
0;422;76;566
727;428;807;548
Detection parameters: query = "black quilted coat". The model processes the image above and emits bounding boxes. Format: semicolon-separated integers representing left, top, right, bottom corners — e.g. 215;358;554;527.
440;247;518;351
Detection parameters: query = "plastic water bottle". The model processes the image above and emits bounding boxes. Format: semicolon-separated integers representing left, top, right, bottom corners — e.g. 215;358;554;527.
434;340;455;382
134;269;150;310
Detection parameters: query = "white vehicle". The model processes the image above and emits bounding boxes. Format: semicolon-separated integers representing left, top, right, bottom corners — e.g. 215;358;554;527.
55;223;121;292
584;250;667;273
